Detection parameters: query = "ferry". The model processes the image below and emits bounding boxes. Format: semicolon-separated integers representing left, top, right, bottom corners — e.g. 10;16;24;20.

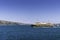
31;22;54;28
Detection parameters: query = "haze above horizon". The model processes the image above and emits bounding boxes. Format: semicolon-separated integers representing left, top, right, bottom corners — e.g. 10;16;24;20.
0;0;60;24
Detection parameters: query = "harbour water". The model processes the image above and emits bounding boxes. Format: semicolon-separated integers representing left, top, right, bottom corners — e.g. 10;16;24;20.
0;25;60;40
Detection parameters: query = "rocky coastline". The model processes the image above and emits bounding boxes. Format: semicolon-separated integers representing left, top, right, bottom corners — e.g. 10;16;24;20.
0;20;20;25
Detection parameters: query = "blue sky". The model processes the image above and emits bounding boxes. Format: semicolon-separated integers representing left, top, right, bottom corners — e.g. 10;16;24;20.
0;0;60;23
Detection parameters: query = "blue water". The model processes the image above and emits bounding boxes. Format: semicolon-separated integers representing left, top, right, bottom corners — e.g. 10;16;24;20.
0;25;60;40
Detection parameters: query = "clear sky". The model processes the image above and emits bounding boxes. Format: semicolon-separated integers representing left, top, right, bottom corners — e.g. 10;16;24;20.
0;0;60;24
